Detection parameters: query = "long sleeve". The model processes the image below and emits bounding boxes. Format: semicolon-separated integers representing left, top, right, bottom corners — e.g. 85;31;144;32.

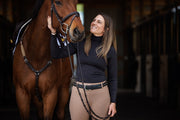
107;47;118;103
50;34;77;58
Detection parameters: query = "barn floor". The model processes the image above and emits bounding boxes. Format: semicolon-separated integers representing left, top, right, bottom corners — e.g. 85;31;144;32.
0;90;179;120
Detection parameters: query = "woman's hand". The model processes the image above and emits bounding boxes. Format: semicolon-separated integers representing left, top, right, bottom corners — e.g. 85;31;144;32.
108;103;117;117
47;16;56;34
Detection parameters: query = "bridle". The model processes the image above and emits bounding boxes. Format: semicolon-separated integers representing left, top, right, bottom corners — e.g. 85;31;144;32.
50;0;80;37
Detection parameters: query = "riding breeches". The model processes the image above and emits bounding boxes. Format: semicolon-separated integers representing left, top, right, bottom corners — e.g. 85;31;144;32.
69;82;110;120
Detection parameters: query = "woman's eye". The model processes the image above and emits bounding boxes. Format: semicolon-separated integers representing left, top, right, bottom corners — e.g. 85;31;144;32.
97;20;102;24
55;1;62;6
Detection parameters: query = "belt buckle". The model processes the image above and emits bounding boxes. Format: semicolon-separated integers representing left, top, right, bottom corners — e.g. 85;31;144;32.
84;85;87;90
101;83;103;88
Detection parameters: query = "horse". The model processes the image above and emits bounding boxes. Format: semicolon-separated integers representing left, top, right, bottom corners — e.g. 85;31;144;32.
13;0;85;119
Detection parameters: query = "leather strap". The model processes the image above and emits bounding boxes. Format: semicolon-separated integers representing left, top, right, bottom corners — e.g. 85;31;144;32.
73;81;108;90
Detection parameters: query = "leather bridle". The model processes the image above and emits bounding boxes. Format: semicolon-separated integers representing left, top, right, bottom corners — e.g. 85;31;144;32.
50;0;80;36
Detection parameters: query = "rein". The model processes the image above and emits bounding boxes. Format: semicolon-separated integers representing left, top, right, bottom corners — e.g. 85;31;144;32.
50;0;110;118
61;24;110;120
50;0;110;117
51;0;110;119
60;41;110;120
75;44;110;120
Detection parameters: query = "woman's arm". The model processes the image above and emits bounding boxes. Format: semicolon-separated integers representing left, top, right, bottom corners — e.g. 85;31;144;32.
48;16;76;58
107;46;118;117
50;34;77;58
107;47;118;103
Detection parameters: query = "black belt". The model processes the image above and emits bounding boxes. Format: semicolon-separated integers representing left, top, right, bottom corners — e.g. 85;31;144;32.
73;81;108;90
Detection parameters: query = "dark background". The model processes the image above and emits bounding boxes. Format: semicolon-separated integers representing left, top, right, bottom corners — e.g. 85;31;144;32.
0;0;180;119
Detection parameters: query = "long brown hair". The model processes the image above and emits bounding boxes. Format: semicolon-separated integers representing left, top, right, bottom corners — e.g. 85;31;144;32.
84;13;117;62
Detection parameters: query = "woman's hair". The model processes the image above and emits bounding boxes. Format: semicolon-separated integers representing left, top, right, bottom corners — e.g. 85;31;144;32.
84;13;117;62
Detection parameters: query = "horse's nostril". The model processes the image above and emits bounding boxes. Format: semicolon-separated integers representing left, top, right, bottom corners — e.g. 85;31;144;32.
73;28;80;36
73;28;84;39
71;28;85;42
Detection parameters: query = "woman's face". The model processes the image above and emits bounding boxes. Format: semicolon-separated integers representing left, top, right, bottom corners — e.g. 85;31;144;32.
90;15;105;36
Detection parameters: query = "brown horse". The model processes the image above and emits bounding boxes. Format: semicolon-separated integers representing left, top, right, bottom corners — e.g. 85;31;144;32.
13;0;84;119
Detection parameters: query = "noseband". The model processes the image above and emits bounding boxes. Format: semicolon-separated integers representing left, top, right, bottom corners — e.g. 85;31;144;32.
51;0;80;35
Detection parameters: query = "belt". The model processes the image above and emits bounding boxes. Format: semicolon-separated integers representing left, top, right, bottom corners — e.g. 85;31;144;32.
73;81;108;90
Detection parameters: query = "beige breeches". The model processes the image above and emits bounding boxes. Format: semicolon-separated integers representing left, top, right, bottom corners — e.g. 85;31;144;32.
69;83;110;120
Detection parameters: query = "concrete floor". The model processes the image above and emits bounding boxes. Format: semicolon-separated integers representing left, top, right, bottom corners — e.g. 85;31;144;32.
0;91;179;120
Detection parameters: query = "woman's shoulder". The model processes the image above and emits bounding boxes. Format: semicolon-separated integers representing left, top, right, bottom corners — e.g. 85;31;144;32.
108;46;117;54
107;46;117;63
107;46;117;58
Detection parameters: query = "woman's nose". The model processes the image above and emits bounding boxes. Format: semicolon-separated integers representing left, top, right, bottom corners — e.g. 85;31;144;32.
92;21;96;25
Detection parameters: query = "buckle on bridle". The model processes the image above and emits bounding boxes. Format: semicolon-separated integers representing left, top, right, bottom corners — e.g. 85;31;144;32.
60;23;69;34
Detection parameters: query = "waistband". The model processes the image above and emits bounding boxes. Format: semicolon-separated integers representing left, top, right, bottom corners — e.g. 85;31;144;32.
72;81;108;90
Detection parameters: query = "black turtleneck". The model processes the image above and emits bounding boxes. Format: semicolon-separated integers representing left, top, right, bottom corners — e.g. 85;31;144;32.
50;34;117;103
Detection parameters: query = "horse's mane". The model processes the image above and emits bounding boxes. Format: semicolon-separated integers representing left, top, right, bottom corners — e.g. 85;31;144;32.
32;0;45;19
12;0;45;47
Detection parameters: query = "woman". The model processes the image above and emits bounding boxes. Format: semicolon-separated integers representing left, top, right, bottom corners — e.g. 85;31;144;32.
47;13;117;120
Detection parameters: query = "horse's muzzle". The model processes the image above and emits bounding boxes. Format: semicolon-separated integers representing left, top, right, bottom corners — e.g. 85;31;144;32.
70;28;85;43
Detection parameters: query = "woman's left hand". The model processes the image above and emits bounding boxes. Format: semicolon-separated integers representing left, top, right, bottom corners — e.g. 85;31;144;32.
108;103;117;117
47;16;56;34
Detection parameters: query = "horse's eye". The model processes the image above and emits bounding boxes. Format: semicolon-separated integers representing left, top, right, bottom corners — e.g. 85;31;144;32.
55;1;62;6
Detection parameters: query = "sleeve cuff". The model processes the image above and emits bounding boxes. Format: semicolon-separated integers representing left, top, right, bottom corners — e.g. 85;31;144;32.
51;32;56;35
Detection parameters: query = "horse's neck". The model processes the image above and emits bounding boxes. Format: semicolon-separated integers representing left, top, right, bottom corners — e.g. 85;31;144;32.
24;17;51;61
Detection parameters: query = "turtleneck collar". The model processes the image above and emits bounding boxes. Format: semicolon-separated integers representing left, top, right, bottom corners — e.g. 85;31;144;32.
91;34;103;42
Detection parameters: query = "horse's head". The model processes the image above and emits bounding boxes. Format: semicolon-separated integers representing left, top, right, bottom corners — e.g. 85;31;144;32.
49;0;85;43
